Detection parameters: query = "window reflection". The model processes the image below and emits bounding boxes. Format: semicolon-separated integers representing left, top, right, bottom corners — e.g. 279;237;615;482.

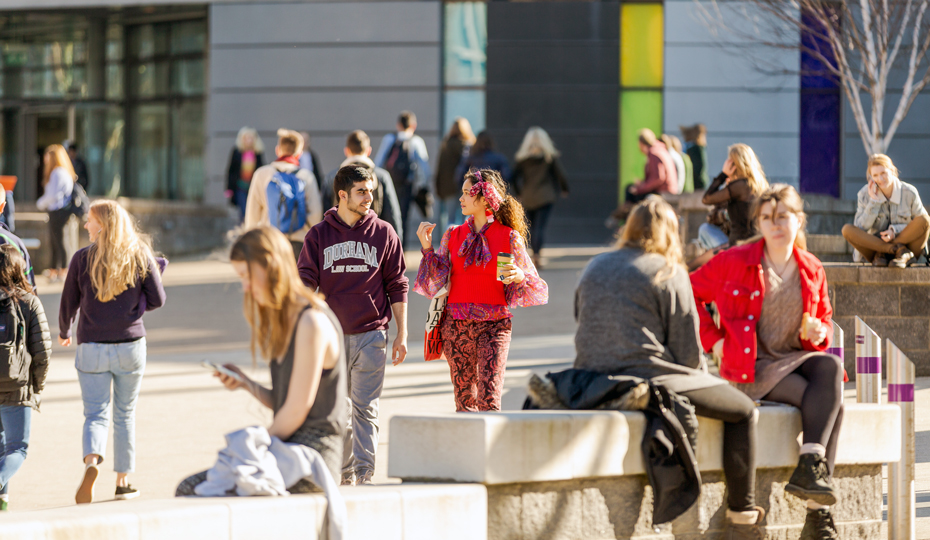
444;3;487;86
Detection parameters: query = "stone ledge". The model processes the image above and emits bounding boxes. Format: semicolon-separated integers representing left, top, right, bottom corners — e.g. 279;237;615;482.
388;404;900;485
824;263;930;284
0;484;488;540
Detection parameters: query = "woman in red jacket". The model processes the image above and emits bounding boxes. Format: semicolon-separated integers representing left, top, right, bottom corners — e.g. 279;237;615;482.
415;169;548;412
690;184;843;539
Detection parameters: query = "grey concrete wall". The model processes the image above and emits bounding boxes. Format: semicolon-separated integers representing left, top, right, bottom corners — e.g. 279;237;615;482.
842;92;930;201
205;1;441;207
486;1;620;246
664;0;801;186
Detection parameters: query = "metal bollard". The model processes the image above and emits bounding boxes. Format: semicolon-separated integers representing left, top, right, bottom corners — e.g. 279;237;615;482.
887;340;916;540
827;321;844;359
827;322;845;403
855;317;881;403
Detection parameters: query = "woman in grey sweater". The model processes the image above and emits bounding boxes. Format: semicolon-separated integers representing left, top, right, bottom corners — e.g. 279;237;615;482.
573;197;763;539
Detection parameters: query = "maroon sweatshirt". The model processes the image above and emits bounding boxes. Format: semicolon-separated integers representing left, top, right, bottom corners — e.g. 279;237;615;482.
298;208;408;335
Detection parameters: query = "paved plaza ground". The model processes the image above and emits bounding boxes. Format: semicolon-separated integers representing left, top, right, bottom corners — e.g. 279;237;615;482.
3;247;928;537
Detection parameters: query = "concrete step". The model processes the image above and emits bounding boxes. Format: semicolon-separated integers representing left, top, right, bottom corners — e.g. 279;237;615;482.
0;484;488;540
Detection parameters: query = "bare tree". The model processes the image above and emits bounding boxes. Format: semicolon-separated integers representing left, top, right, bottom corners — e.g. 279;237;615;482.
696;0;930;155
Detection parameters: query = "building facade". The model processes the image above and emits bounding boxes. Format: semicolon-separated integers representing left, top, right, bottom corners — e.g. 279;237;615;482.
0;0;927;248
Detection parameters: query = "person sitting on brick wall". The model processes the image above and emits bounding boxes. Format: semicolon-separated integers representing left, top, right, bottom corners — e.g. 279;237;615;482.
841;153;930;267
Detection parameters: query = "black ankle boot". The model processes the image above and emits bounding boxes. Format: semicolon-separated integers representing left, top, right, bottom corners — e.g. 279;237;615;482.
800;508;838;539
786;453;837;505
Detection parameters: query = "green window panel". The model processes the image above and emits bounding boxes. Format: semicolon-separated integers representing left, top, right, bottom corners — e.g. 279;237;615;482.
619;91;663;203
621;4;664;88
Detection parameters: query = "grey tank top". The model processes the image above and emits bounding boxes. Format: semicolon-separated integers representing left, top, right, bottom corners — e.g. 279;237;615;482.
269;303;348;441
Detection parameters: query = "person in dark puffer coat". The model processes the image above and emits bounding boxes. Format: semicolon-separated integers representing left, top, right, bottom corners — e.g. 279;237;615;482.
0;243;52;511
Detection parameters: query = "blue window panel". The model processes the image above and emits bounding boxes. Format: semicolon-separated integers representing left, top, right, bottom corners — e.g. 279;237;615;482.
800;92;840;197
444;90;485;134
800;11;839;89
444;2;487;86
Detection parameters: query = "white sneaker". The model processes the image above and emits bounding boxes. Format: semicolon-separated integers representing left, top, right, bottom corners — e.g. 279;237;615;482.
75;463;98;504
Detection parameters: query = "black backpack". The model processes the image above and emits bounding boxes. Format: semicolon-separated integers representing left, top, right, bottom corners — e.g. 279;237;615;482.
0;296;27;392
69;183;90;218
384;137;415;190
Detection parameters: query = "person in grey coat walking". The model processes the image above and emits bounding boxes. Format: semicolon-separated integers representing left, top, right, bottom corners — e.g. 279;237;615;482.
572;197;764;539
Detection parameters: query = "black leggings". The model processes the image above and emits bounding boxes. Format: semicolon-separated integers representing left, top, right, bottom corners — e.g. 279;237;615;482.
526;204;553;254
763;354;845;475
679;384;757;512
47;208;70;269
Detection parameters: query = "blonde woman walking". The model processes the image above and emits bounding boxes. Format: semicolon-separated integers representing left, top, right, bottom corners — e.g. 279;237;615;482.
59;201;166;504
36;144;76;282
511;127;569;267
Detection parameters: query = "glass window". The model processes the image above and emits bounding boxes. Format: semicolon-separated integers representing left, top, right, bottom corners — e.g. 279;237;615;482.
106;24;124;61
619;91;663;202
444;2;487;86
129;62;169;98
173;59;204;96
106;65;123;100
129;104;170;199
621;4;664;88
444;90;485;134
171;20;206;55
78;105;124;197
173;101;205;201
129;24;169;60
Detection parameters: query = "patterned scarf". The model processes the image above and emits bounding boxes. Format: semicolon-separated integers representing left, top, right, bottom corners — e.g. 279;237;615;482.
457;216;494;268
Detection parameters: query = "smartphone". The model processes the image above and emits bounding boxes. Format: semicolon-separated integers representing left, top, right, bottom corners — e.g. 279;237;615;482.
201;361;244;383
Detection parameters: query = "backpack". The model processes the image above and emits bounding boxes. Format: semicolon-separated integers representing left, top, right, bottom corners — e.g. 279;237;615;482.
0;296;27;392
266;170;308;235
69;183;90;218
384;137;415;190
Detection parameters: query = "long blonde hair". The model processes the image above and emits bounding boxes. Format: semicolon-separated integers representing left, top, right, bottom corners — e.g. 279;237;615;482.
515;126;560;163
43;144;76;185
751;183;808;251
447;117;476;145
616;196;684;283
236;127;265;153
728;143;769;196
230;227;324;362
87;200;155;302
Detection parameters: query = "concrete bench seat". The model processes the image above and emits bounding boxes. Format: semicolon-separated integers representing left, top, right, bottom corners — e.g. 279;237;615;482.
0;484;488;540
389;404;900;540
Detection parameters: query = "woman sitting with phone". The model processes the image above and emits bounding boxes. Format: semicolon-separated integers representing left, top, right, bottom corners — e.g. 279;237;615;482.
176;227;347;495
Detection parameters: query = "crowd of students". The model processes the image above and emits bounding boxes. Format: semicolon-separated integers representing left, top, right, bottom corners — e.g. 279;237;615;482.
0;110;923;540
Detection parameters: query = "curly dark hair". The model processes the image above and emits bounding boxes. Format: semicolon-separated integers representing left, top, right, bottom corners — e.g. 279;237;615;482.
463;168;529;244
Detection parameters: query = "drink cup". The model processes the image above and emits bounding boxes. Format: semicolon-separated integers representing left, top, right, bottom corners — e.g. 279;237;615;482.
497;252;513;281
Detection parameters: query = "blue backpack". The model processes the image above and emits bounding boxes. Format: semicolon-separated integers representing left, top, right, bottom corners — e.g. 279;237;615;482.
266;170;308;235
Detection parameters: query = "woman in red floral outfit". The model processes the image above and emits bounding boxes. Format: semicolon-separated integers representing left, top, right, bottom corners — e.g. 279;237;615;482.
415;169;548;411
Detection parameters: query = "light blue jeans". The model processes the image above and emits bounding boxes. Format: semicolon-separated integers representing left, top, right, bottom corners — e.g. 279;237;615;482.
0;405;31;495
698;223;730;251
76;339;146;473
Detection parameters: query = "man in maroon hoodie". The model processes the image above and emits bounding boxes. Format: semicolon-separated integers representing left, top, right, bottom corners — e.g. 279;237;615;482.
297;165;408;486
627;127;678;203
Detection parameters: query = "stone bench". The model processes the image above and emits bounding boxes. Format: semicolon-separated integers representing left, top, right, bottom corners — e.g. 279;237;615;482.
825;263;930;377
388;404;900;540
0;484;488;540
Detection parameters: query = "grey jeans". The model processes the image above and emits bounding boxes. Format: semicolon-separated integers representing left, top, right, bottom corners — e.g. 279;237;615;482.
342;329;387;477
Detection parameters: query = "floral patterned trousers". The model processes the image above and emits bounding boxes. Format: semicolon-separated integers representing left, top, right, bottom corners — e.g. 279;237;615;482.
441;317;513;412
